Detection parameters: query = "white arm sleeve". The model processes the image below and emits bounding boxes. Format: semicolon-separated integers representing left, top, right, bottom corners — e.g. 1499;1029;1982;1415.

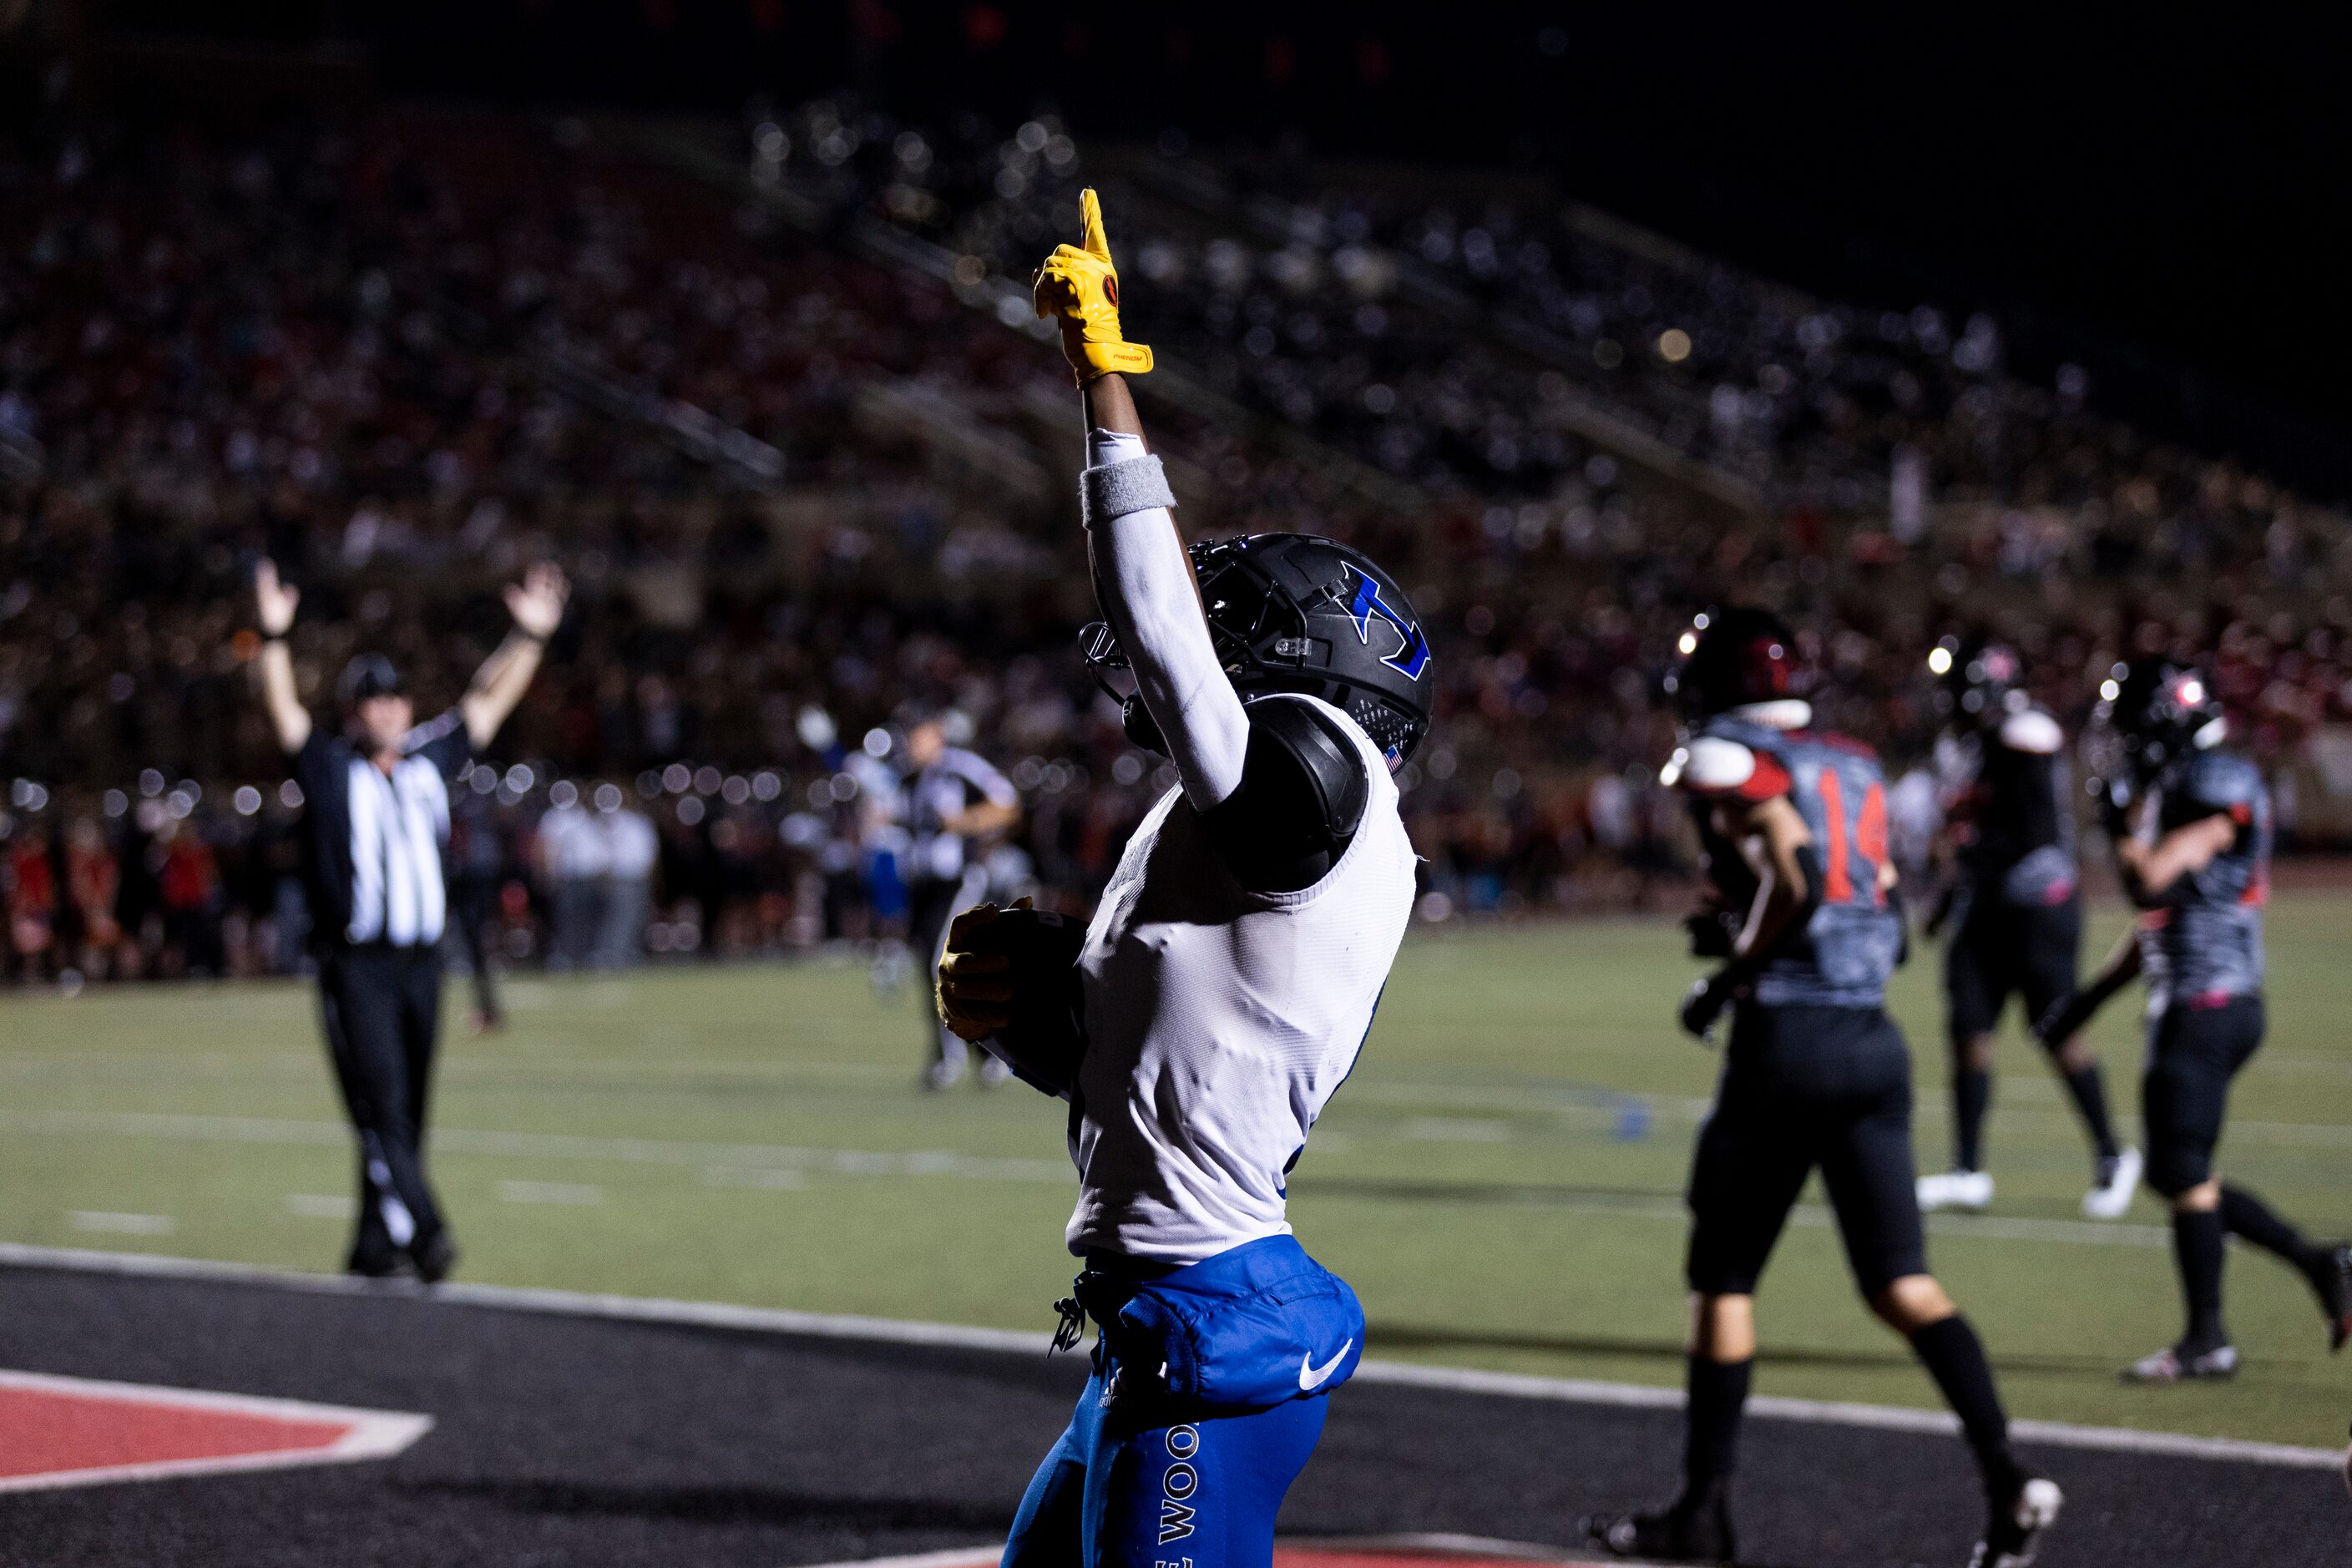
1085;428;1249;810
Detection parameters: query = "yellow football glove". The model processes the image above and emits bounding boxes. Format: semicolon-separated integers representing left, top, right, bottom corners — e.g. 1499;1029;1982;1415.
1032;188;1154;386
936;901;1018;1041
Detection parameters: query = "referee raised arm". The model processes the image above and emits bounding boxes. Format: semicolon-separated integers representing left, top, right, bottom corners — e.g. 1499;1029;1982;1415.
254;559;569;1281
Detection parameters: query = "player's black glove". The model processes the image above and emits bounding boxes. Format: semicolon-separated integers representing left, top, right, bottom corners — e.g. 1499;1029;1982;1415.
2032;990;2094;1047
1922;881;1959;939
1678;975;1733;1044
1682;907;1738;959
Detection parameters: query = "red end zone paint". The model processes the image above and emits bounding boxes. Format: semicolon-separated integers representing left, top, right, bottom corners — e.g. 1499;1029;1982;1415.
0;1384;348;1475
0;1370;431;1493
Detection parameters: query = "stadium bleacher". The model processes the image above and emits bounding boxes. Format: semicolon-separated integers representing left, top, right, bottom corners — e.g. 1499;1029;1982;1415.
3;99;2350;983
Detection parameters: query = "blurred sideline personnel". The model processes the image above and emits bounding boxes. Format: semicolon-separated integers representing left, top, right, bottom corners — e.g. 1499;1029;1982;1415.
1595;609;2058;1568
936;192;1427;1567
536;782;609;970
254;559;569;1280
1917;638;2139;1218
447;781;505;1031
596;783;660;970
2050;659;2349;1380
901;707;1021;1089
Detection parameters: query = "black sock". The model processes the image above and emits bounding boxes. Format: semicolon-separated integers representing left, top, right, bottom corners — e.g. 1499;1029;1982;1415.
1682;1355;1752;1505
2060;1063;2122;1163
1953;1066;1991;1172
1909;1315;2022;1497
2219;1183;2319;1275
2172;1206;2228;1351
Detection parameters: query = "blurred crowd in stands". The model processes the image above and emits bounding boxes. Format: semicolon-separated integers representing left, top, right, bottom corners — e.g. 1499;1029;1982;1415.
4;96;2352;985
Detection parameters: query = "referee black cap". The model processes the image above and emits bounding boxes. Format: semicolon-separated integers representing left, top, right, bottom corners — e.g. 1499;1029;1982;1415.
338;653;406;706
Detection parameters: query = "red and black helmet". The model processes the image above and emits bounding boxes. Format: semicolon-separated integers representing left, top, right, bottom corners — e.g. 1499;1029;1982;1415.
2096;657;2223;781
1932;635;2024;725
1666;606;1800;719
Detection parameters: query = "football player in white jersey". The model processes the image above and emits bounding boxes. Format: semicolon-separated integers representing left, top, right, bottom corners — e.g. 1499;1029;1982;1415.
935;191;1432;1568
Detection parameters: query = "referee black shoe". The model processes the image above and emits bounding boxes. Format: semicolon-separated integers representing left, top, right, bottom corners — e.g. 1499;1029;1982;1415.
2316;1242;2352;1352
1585;1491;1735;1565
411;1232;459;1286
1969;1474;2062;1568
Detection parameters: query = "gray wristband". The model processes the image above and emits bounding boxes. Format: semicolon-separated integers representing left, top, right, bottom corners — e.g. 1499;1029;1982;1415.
1080;454;1177;527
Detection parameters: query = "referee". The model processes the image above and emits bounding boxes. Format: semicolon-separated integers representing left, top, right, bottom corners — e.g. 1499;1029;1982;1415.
898;709;1020;1090
253;558;568;1280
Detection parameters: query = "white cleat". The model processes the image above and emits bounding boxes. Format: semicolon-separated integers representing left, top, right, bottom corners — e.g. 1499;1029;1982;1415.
1917;1168;1995;1213
2081;1146;2143;1220
1969;1475;2063;1568
2121;1343;2239;1383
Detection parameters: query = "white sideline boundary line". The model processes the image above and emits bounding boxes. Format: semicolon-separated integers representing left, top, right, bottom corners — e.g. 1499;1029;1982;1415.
0;1242;2337;1471
0;1367;432;1493
785;1549;999;1568
782;1535;1599;1568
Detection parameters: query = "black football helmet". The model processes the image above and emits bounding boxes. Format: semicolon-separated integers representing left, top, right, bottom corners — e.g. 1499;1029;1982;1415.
1080;533;1432;764
1932;635;2025;724
2094;657;2224;782
1666;605;1800;719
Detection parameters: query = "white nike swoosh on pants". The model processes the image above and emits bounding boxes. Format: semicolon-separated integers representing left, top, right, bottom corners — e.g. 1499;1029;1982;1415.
1298;1339;1353;1391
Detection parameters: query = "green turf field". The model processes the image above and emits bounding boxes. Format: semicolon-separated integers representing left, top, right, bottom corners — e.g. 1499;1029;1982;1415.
4;896;2349;1449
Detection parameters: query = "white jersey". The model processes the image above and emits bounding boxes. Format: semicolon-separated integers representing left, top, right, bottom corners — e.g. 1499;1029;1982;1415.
1066;696;1417;1262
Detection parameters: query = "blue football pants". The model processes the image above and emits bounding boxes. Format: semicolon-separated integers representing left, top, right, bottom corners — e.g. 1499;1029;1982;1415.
1001;1350;1326;1568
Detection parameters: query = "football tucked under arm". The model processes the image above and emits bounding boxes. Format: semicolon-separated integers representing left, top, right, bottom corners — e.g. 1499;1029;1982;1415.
935;901;1088;1099
1081;427;1249;809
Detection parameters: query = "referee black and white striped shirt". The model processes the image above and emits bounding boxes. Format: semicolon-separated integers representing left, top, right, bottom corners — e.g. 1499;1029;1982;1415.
901;746;1019;883
292;710;473;948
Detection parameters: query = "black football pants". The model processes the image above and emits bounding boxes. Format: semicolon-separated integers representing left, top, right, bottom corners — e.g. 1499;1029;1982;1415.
1687;1002;1930;1298
318;944;448;1271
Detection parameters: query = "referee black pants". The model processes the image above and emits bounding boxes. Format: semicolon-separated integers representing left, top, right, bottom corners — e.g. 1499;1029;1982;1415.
319;944;448;1271
909;872;977;1070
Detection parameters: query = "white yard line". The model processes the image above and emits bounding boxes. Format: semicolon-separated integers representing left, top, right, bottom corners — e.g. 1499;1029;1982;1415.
67;1211;175;1237
286;1194;357;1219
0;1242;2334;1471
0;1107;1070;1183
497;1181;607;1206
6;1109;2182;1246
